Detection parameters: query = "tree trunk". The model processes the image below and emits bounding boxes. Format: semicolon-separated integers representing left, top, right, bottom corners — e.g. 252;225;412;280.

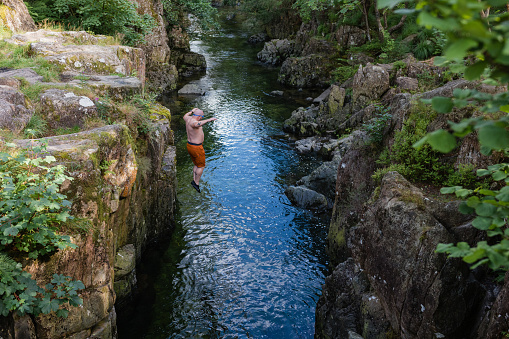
363;0;371;42
375;7;384;42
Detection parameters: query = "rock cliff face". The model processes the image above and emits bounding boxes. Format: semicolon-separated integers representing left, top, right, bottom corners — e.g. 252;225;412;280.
0;8;178;337
304;58;509;338
0;0;36;33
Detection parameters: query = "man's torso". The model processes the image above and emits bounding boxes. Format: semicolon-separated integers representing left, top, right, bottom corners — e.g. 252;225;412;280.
185;119;204;144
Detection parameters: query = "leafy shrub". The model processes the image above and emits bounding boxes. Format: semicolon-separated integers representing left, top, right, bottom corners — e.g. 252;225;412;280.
0;142;84;317
331;65;357;84
26;0;155;45
362;104;392;144
0;252;84;317
375;102;455;184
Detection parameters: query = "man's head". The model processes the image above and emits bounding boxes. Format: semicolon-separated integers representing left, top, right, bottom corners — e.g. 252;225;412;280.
192;109;204;119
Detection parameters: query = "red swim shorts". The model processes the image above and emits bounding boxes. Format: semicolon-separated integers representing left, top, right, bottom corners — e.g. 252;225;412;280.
186;143;206;167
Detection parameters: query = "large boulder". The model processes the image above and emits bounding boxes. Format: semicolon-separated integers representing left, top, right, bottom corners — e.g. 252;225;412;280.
297;155;341;201
278;54;333;88
0;0;36;33
285;185;328;210
349;172;485;338
352;63;390;109
130;0;177;92
39;89;98;130
0;84;32;133
257;39;295;65
7;108;176;337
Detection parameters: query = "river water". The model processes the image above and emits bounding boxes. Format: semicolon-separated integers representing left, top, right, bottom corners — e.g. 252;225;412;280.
119;11;329;339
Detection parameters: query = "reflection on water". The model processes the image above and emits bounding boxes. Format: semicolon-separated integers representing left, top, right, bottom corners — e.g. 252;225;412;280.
119;10;329;339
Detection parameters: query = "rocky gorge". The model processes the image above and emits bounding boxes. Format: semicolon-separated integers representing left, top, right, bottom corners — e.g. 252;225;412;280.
1;0;509;337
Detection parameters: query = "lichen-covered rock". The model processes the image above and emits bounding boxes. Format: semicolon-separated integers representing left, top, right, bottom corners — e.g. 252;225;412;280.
0;85;32;133
0;0;36;33
0;68;43;84
352;63;390;109
248;32;269;44
39;89;98;130
7;30;145;84
182;52;207;75
278;54;332;88
297;155;341;201
315;258;392;339
283;105;320;136
284;185;328;210
257;39;295;65
178;82;207;96
395;76;418;91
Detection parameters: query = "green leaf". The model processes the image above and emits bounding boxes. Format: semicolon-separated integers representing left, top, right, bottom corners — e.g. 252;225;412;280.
492;171;508;181
459;201;475;214
477;169;491;176
413;136;428;149
431;97;454;113
417;11;460;31
377;0;406;9
455;188;471;198
444;39;479;60
427;129;456;153
478;125;509;150
475;202;497;216
440;186;461;194
436;243;454;253
464;61;488;80
463;247;486;264
472;216;493;230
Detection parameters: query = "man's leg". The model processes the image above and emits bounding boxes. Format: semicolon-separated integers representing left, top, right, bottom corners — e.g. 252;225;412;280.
194;166;205;185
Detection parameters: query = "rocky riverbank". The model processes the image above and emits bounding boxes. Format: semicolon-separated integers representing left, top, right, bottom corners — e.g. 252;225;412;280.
253;13;509;339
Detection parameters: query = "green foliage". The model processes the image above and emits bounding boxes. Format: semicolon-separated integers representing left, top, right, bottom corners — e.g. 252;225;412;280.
412;28;447;60
24;115;48;139
240;0;290;25
25;0;155;45
0;143;76;258
375;102;459;184
0;143;84;317
362;104;392;144
379;0;509;272
161;0;218;30
0;253;84;317
331;64;357;84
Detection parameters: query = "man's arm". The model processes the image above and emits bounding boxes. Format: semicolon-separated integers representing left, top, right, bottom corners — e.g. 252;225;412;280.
183;108;198;121
192;117;218;128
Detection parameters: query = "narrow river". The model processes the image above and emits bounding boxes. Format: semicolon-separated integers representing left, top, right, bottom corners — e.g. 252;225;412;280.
120;11;329;339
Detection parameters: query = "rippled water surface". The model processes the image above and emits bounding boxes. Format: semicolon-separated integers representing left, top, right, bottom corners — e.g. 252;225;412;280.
120;11;329;339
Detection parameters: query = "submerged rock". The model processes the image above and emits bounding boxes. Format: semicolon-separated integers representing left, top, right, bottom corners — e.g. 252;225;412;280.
178;83;207;96
285;185;328;210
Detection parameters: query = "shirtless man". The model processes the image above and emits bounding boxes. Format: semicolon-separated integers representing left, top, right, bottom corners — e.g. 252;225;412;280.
183;107;217;193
